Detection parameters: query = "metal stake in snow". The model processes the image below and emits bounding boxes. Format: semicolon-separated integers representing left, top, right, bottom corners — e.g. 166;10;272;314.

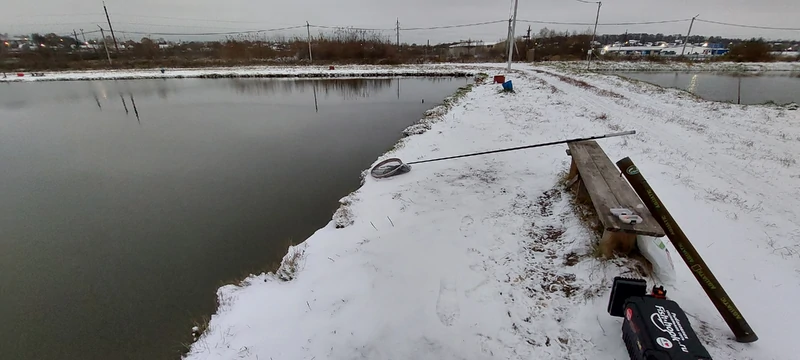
371;130;635;179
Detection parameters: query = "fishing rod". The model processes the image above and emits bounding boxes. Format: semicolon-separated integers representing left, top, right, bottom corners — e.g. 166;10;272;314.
370;130;636;179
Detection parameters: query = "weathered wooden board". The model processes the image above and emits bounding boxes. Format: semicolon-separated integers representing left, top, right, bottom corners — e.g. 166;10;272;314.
568;141;665;237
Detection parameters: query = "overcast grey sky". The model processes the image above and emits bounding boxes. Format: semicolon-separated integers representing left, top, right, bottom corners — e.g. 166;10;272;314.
2;0;799;43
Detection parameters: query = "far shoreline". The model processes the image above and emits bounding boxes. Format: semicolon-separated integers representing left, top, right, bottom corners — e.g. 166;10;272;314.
2;60;798;83
1;64;478;83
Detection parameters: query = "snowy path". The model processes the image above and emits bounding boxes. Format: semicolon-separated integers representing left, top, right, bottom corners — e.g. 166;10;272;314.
185;65;800;360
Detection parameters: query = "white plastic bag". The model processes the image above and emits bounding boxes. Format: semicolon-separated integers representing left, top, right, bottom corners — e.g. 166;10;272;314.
637;236;676;286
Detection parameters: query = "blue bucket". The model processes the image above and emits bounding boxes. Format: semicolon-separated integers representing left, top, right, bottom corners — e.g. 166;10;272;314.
502;80;513;91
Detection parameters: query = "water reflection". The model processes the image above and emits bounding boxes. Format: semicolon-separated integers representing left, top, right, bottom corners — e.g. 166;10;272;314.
226;78;394;100
0;77;467;360
688;74;698;93
2;77;469;111
129;94;141;123
618;71;800;105
120;94;129;114
0;80;177;111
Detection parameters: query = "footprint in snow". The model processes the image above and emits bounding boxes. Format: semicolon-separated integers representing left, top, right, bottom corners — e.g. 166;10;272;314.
436;278;461;327
460;215;474;237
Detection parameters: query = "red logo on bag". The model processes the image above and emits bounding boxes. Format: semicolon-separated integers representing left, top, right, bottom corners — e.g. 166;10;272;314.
656;337;673;349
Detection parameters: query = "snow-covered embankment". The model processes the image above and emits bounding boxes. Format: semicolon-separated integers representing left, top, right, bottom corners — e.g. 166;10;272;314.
185;64;800;360
563;60;800;72
0;64;475;82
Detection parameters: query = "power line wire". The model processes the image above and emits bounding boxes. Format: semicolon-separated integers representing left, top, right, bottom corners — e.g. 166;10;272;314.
310;25;394;31
16;13;104;18
518;18;691;26
696;19;800;31
4;21;105;27
77;16;800;39
403;20;508;31
113;21;253;31
111;25;306;36
117;13;299;26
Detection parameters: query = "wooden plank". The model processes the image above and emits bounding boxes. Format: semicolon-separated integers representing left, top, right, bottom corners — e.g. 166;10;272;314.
566;174;580;189
576;179;590;204
567;143;621;229
582;141;665;237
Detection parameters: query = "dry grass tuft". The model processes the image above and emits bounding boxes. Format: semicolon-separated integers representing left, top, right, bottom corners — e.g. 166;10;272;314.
778;156;796;167
277;245;306;281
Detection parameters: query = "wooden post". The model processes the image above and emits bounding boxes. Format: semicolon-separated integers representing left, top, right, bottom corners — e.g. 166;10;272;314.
568;157;578;180
103;1;120;54
98;26;112;66
600;230;636;257
306;22;313;62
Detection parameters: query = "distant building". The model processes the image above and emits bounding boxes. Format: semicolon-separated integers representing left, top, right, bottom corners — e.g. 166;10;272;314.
771;51;800;58
448;40;497;57
2;36;33;51
600;42;729;58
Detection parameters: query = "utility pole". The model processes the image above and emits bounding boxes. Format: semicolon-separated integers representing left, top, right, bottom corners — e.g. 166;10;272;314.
81;29;100;57
103;1;120;54
72;29;83;60
682;14;700;56
81;28;100;59
523;25;531;61
506;0;519;72
587;1;602;70
396;18;400;46
306;21;313;62
98;25;112;66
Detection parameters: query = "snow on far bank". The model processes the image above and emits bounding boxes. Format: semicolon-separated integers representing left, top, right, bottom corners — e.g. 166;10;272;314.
184;63;800;360
553;60;800;72
0;64;480;83
3;61;799;83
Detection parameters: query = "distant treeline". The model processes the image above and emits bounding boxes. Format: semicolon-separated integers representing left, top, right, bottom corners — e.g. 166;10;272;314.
1;28;797;71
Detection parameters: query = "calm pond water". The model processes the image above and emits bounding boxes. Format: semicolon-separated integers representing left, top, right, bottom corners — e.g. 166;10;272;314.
617;71;800;105
0;76;468;360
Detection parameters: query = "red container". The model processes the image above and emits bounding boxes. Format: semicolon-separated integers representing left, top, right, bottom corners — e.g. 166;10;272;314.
17;73;24;77
493;75;505;84
329;65;335;70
